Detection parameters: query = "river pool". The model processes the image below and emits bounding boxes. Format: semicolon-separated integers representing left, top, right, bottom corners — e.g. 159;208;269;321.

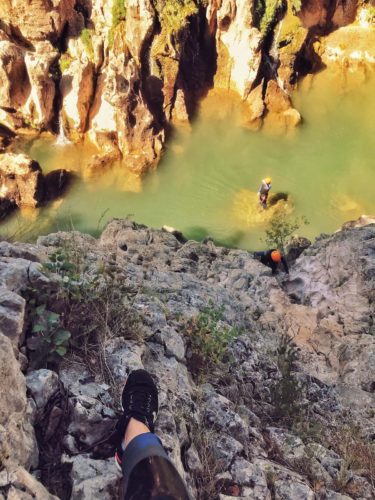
3;69;375;250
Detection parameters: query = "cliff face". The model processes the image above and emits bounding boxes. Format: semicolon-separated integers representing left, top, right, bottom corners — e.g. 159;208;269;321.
0;0;374;172
0;217;374;499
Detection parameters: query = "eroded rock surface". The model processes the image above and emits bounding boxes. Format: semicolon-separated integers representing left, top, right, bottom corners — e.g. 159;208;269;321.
0;153;73;218
0;217;374;498
1;0;372;174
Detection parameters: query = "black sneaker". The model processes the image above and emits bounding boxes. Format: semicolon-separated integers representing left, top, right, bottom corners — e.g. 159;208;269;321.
115;369;158;470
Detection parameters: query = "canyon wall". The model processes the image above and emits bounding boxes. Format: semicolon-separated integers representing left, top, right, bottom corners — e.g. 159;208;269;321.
0;0;374;173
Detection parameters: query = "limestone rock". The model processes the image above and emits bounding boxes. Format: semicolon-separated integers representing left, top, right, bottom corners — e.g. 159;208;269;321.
273;479;315;499
212;0;262;98
263;80;301;132
106;339;144;383
0;288;25;347
0;40;29;110
0;333;38;470
230;458;271;498
23;42;58;128
0;258;50;294
299;0;358;30
154;327;186;362
0;154;44;208
89;53;164;174
171;89;190;124
125;0;155;63
60;59;95;138
61;365;117;449
276;7;308;91
0;0;76;42
0;152;71;218
342;215;375;230
285;236;311;263
203;391;248;444
26;369;60;410
2;466;58;500
244;83;265;127
254;459;315;500
212;434;244;469
1;219;375;499
0;241;46;262
62;455;121;500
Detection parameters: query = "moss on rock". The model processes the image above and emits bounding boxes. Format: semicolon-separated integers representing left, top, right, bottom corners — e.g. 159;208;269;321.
59;53;73;73
152;0;199;35
109;0;127;48
80;28;94;60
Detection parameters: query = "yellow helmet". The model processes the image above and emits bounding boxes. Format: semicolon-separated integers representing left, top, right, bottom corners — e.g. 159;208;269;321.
264;177;272;185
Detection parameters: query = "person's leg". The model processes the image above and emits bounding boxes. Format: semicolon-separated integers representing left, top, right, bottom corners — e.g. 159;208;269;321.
116;370;190;499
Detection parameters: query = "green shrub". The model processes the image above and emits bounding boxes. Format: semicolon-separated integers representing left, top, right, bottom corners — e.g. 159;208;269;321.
23;243;142;378
42;247;100;302
109;0;127;47
270;335;305;422
366;5;375;24
185;302;240;380
112;0;126;26
152;0;198;35
253;0;284;36
80;28;94;60
263;213;309;253
26;300;71;369
59;53;73;73
323;425;375;493
289;0;302;13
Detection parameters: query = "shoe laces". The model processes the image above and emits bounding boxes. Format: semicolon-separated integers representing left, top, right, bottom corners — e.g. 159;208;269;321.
125;389;153;416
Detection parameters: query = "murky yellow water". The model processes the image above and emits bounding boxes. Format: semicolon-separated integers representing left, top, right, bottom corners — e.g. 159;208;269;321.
3;68;375;250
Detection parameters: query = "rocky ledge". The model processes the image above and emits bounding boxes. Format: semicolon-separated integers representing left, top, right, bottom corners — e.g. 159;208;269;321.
0;216;374;499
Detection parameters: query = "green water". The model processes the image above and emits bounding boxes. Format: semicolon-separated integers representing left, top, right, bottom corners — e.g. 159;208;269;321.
3;71;375;250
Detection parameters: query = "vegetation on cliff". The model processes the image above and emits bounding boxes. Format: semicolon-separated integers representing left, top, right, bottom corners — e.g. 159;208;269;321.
109;0;127;47
253;0;285;36
152;0;199;34
80;28;94;60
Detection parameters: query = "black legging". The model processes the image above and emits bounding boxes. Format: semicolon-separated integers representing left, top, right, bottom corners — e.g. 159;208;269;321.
122;433;190;500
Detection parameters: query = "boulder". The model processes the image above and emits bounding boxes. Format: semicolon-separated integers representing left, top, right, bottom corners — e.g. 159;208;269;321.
26;369;60;410
62;455;121;500
285;236;311;263
263;80;301;133
1;466;58;500
0;153;44;208
0;288;25;347
341;215;375;230
44;169;74;202
0;333;38;470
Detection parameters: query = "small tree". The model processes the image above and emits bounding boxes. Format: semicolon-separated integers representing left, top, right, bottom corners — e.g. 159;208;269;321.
263;213;308;253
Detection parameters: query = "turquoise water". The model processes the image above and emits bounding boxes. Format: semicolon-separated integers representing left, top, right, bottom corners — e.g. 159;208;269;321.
3;71;375;250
